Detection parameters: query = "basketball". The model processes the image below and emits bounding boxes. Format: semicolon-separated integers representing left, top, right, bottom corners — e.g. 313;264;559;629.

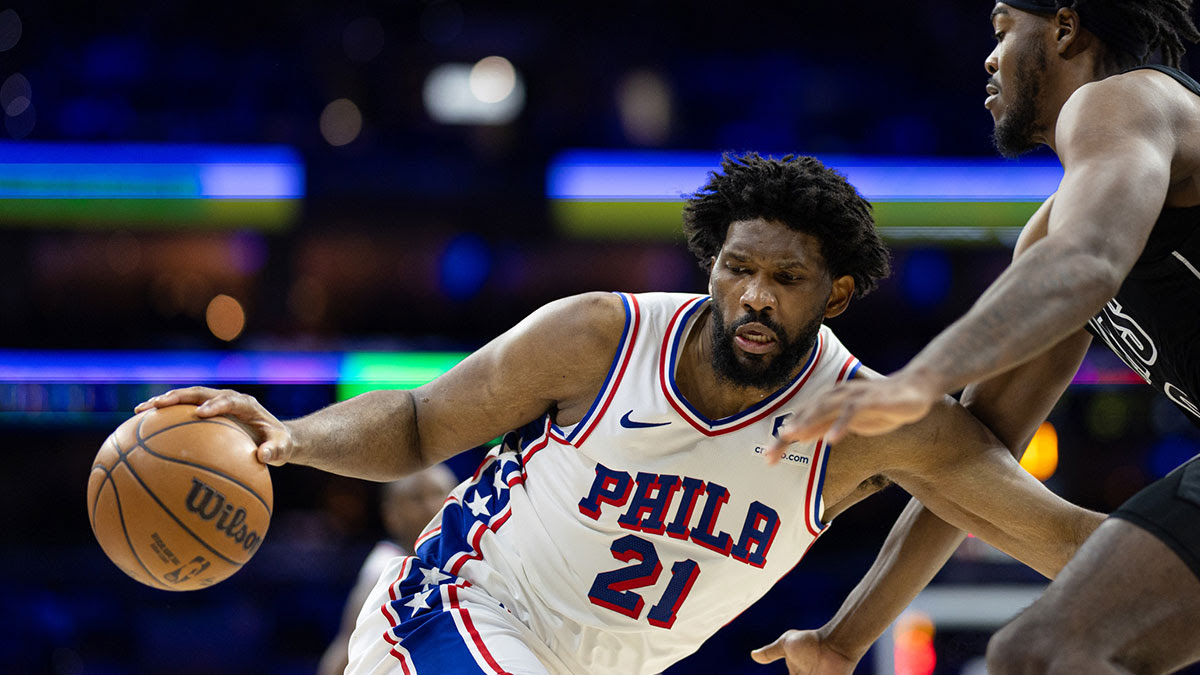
86;404;273;591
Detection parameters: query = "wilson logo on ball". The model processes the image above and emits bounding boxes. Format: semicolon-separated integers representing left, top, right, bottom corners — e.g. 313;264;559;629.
185;478;264;553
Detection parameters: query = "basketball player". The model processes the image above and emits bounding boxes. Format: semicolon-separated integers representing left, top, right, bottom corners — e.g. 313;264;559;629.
318;465;457;675
137;154;1104;675
757;2;1200;673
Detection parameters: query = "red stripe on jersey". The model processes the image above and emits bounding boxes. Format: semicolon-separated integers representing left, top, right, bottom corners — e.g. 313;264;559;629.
836;355;858;382
447;584;513;675
414;526;441;550
379;557;417;673
802;440;827;538
381;632;415;675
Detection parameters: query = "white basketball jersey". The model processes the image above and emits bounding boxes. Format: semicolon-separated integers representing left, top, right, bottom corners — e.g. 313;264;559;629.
412;292;861;674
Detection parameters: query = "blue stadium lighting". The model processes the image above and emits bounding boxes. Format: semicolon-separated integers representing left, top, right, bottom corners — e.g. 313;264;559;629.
0;142;304;198
0;350;340;384
546;150;1063;202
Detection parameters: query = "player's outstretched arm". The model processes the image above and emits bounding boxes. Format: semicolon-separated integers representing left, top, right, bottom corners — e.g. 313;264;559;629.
876;397;1103;579
135;292;627;481
772;76;1174;445
755;333;1092;668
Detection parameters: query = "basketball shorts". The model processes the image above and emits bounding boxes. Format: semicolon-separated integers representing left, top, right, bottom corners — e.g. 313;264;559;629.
345;554;562;675
1111;453;1200;582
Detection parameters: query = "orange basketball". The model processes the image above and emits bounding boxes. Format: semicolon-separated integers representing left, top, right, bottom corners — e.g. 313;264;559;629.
86;404;273;591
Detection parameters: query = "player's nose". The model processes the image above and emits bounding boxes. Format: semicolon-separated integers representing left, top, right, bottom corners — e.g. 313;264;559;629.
740;275;776;313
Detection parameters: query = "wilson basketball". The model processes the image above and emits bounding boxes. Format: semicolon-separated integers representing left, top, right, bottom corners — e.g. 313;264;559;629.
86;404;273;591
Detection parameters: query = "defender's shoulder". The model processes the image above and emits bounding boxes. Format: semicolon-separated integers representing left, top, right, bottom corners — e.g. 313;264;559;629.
1062;70;1186;129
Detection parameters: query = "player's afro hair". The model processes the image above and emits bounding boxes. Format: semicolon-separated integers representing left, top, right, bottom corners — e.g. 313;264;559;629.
682;153;891;298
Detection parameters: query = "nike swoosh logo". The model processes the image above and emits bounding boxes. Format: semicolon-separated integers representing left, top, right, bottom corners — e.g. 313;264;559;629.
620;410;671;429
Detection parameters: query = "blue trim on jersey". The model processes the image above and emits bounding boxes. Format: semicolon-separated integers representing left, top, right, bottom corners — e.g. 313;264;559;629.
812;446;830;531
667;297;819;426
847;361;863;380
389;608;493;675
551;291;633;441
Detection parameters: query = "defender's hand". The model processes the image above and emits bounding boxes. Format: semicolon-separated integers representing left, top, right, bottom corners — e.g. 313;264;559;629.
764;377;937;464
135;386;294;466
751;630;858;675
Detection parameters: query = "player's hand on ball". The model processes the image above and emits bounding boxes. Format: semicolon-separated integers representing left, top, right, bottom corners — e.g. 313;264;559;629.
750;629;857;675
763;376;938;464
136;387;293;466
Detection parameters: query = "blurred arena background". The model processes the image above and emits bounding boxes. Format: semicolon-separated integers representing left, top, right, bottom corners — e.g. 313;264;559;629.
2;1;1199;673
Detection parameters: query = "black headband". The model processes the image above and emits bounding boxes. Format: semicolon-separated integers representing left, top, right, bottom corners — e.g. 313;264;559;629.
997;1;1150;62
1002;0;1060;10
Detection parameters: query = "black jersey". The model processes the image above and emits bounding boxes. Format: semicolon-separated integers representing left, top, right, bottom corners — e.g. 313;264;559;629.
1084;65;1200;427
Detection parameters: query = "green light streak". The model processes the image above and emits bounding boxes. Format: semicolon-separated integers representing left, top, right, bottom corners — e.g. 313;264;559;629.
337;352;470;400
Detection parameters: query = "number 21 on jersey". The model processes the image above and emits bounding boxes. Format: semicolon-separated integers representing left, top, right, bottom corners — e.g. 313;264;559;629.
587;534;700;629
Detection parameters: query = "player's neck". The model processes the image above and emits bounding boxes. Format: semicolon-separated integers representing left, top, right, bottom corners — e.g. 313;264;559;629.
1041;59;1111;153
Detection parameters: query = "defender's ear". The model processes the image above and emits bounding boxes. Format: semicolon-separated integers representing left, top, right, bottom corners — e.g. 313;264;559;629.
1053;7;1084;56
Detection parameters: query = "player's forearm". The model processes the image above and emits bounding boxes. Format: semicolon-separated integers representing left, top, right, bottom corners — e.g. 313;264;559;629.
977;499;1103;578
819;499;965;661
915;451;1104;579
902;240;1120;397
286;389;423;481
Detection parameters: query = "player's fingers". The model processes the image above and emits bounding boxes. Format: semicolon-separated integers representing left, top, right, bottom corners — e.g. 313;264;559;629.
750;634;786;664
134;386;221;412
778;419;828;444
195;390;262;418
194;395;234;417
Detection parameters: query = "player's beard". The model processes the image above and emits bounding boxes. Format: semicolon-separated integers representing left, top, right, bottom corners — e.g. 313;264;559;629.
710;305;822;391
992;40;1047;158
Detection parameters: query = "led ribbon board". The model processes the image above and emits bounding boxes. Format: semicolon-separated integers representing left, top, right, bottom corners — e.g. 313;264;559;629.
0;350;469;424
548;150;1064;243
0;142;304;229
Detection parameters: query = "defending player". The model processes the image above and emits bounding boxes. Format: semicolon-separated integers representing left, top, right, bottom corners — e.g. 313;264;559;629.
137;154;1103;675
761;2;1200;673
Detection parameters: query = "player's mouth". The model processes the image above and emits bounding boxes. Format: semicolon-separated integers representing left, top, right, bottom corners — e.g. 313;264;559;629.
733;323;778;355
985;82;1000;109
